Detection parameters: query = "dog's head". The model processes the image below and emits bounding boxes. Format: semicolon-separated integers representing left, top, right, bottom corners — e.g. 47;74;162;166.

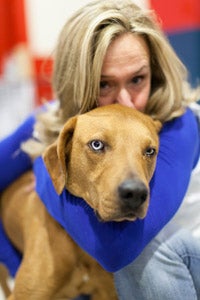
43;104;162;222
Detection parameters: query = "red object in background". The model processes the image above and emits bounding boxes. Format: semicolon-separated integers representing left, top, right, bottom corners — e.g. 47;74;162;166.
33;58;54;106
0;0;54;103
0;0;27;74
150;0;200;32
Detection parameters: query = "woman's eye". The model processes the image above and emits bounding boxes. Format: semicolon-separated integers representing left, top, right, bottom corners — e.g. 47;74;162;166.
132;76;143;85
100;81;109;89
89;140;105;152
144;147;156;157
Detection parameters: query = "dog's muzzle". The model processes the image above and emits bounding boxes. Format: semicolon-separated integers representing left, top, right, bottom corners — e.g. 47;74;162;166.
95;178;149;222
118;178;148;217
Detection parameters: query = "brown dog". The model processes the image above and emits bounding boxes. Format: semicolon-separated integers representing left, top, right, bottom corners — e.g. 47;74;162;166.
1;104;161;299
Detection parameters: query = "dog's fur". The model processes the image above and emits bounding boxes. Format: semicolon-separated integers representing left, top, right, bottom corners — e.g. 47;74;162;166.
1;104;161;299
0;265;11;298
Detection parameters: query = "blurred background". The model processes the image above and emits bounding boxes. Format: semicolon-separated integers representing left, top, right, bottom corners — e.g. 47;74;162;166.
0;0;199;139
0;0;199;298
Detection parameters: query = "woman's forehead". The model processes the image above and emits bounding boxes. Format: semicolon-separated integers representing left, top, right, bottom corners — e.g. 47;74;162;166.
102;33;150;69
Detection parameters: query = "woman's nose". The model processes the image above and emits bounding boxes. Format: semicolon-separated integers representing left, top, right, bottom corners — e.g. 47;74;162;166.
115;88;134;107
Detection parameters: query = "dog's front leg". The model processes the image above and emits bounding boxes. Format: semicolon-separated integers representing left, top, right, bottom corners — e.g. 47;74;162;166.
8;249;76;300
8;209;81;300
7;260;56;300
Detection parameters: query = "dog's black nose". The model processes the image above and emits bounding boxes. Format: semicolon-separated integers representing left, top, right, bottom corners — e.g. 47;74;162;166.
118;179;148;209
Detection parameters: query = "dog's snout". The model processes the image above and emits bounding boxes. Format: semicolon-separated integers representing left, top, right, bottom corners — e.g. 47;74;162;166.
118;179;148;209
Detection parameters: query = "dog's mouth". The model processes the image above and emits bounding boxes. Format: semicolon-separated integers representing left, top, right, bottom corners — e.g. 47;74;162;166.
112;212;138;222
95;210;143;222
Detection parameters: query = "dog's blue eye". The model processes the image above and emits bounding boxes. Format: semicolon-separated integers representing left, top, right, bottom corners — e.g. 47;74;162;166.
145;147;156;157
89;140;105;152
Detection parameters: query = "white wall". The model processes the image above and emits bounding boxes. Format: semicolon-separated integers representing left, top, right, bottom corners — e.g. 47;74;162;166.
24;0;149;57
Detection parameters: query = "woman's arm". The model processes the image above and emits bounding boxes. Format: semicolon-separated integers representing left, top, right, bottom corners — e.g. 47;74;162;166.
0;221;22;277
34;107;200;272
0;115;35;191
0;115;35;276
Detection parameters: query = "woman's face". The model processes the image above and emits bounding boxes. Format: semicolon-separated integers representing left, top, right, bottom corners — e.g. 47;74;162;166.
98;33;151;111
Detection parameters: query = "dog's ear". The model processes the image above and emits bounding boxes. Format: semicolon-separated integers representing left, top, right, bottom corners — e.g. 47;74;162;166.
153;120;162;133
43;116;77;195
43;142;65;195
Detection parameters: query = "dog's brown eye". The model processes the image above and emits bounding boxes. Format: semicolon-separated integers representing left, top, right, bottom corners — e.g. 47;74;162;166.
89;140;105;152
144;147;156;157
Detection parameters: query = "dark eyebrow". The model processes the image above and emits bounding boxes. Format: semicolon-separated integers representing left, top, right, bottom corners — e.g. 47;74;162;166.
101;65;150;79
133;65;150;75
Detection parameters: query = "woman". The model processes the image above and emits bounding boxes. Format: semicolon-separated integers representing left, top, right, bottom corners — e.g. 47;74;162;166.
1;0;200;299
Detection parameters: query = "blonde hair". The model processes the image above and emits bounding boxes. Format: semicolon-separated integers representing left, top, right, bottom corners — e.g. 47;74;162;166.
24;0;200;157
